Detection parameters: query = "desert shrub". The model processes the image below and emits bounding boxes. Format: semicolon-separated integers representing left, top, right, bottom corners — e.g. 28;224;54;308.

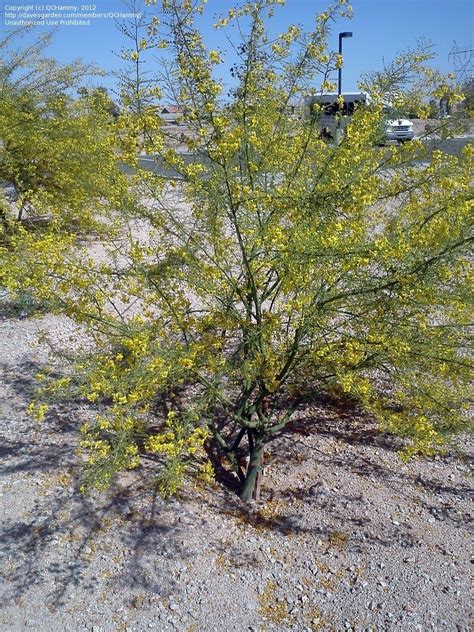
3;1;472;502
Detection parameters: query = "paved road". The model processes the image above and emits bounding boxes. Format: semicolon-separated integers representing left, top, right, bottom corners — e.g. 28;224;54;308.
137;136;473;178
421;135;473;157
137;152;202;179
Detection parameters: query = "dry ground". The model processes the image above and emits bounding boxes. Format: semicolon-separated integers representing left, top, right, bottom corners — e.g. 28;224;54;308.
0;309;472;632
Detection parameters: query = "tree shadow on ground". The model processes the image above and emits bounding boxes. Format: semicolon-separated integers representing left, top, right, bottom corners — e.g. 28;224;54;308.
283;391;404;452
0;361;187;610
0;360;266;612
0;294;51;321
201;391;472;546
1;359;471;613
284;404;473;510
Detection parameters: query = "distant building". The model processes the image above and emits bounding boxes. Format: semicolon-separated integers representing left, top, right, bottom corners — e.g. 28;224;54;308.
160;105;183;124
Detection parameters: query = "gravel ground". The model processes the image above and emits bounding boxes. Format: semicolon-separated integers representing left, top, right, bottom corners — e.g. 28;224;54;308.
1;309;473;632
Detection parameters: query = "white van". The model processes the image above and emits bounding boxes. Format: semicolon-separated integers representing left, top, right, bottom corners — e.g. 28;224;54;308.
306;92;368;139
383;118;414;143
306;92;414;144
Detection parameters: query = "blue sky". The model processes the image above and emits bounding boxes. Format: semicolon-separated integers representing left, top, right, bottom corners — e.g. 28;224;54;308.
2;0;473;97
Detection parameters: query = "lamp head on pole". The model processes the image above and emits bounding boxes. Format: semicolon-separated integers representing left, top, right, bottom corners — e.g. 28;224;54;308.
337;31;354;117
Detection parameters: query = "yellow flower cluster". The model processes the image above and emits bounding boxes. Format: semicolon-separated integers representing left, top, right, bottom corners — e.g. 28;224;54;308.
5;2;472;499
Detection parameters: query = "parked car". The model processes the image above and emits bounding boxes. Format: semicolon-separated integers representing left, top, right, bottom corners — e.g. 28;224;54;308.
384;118;414;143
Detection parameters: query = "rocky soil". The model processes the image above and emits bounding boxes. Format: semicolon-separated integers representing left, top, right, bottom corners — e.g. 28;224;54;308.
0;310;472;632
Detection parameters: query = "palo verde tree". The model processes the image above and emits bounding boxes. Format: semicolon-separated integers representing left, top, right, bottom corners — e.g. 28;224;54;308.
0;27;132;310
7;0;472;502
0;27;133;232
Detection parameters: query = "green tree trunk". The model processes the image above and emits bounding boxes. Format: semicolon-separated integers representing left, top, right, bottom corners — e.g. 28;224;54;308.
239;441;264;503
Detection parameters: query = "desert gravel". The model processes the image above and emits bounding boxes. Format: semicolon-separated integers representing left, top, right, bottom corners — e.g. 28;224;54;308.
0;307;472;632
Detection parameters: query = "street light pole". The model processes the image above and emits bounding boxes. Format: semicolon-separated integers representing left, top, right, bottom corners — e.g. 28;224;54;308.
336;31;353;144
338;31;353;97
